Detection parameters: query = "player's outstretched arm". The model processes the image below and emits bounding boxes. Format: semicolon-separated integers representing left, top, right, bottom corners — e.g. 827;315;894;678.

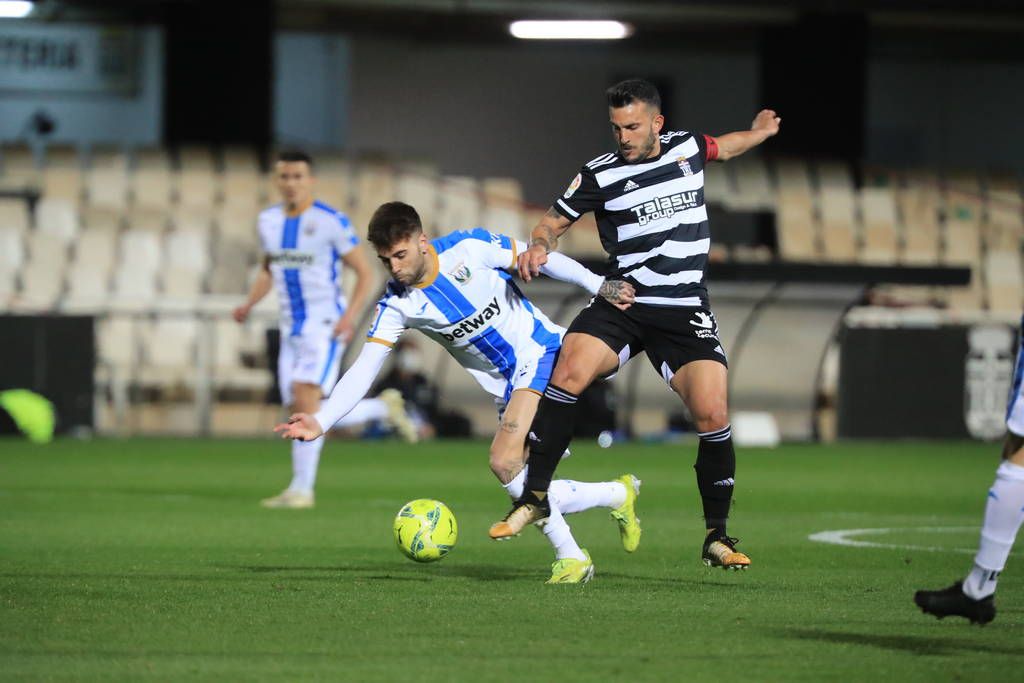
273;341;391;441
712;109;782;161
517;208;574;282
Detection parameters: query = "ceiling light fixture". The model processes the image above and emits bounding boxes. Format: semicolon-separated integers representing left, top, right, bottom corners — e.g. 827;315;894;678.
509;20;633;40
0;1;34;19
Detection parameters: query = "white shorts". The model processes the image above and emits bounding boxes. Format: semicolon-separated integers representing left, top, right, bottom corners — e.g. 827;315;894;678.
278;331;345;406
1007;331;1024;436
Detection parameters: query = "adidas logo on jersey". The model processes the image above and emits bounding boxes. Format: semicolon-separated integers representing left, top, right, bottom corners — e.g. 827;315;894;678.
623;179;640;192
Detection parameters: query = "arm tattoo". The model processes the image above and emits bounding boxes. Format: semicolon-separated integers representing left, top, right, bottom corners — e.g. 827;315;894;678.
499;419;519;434
599;279;630;304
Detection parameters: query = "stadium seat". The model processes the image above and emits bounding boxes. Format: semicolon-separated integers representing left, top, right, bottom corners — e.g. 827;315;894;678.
211;318;272;391
118;230;163;273
942;197;983;266
215;205;258;242
132;166;174;209
161;266;205;300
776;190;819;261
221;172;266;212
81;206;123;233
819;187;858;262
0;226;25;270
176;168;219;208
438;176;482;231
41;166;83;203
25;230;69;272
816;160;855;193
985;250;1023;315
171;205;214;233
397;165;440;231
702;161;734;207
480;202;526;242
312;154;353;212
86;166;129;209
73;229;118;276
34;198;78;245
859;187;898;264
63;262;111;310
0;198;30;234
124;207;169;233
559;212;605;259
95;314;140;375
17;261;63;309
774;159;814;197
351;161;397;233
897;172;942;264
730;157;774;210
222;146;260;175
209;237;255;295
165;230;210;272
481;178;523;205
139;317;200;387
112;265;158;302
0;265;16;309
0;143;38;188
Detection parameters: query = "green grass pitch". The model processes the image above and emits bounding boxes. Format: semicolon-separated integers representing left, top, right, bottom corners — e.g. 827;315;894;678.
2;437;1022;681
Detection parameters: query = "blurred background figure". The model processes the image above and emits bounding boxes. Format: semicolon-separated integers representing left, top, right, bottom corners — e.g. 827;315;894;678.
371;338;471;440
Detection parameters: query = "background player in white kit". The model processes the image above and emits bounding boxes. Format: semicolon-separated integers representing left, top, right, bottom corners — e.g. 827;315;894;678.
915;319;1024;624
275;201;641;583
233;151;415;510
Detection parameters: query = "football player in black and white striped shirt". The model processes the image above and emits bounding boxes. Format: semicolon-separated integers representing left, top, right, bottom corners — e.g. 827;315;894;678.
489;79;780;570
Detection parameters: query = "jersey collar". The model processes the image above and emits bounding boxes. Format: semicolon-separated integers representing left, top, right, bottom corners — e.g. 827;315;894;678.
412;244;440;289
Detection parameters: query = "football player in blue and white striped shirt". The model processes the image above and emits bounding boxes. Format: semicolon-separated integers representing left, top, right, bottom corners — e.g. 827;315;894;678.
234;151;414;509
275;202;642;583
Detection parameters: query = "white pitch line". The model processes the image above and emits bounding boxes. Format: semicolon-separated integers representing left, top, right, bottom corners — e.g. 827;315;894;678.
807;526;982;554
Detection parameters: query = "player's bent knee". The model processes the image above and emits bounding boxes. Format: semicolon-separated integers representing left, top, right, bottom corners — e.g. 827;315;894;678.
692;405;730;433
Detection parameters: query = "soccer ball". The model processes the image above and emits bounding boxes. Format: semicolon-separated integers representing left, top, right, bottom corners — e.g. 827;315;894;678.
393;499;458;563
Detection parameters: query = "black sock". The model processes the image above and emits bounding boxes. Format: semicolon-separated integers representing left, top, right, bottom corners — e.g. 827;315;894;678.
522;384;580;497
694;424;735;538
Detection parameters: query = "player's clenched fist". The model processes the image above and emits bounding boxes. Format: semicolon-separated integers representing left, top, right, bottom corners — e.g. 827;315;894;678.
273;413;324;442
517;244;549;282
751;109;781;136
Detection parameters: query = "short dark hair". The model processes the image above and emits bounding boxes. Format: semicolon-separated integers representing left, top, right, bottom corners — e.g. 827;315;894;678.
276;149;314;168
368;201;422;250
606;79;661;111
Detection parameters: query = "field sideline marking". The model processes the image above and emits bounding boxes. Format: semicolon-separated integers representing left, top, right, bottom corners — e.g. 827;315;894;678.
808;526;982;554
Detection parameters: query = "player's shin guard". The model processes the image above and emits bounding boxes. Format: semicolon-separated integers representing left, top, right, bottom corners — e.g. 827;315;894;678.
694;424;735;537
522;384;580;499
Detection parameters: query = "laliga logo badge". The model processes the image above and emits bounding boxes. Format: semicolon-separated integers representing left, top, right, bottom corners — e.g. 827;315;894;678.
676;156;693;176
563;173;582;199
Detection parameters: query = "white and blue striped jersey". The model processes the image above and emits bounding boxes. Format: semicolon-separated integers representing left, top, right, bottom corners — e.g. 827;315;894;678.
258;200;360;336
364;229;566;399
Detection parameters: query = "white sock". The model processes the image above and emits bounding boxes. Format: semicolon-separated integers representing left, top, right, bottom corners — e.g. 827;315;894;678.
963;460;1024;600
501;468;585;561
541;503;586;561
333;398;388;428
288;438;324;494
503;468;526;499
549;479;627;514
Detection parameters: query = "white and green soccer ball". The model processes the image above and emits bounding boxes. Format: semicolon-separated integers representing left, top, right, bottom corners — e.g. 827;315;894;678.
393;499;458;563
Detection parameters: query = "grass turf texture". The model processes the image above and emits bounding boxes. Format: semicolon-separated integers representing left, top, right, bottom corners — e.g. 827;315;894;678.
1;438;1022;681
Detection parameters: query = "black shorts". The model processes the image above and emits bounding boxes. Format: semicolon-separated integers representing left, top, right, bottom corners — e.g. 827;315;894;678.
567;297;728;384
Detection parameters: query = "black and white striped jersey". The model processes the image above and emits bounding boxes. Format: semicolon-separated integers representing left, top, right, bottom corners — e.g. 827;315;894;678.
551;130;719;308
